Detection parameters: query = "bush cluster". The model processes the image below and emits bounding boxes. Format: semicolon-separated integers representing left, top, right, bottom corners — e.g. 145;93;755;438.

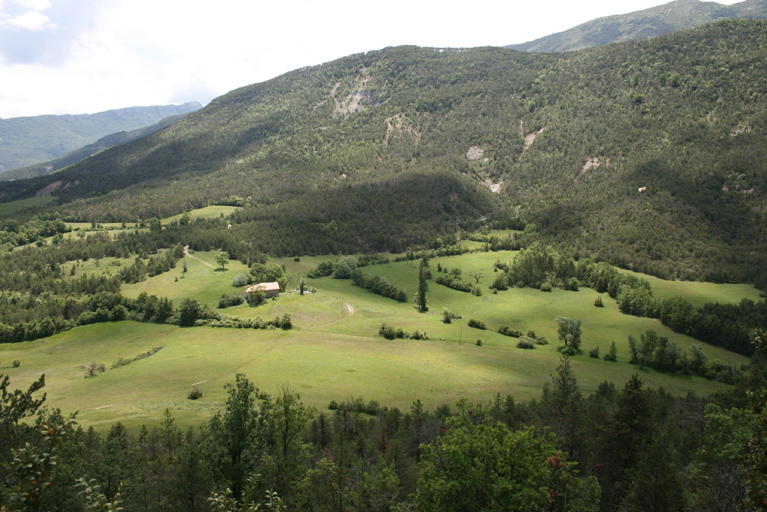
217;294;244;309
467;319;486;330
435;275;473;293
497;325;523;337
352;270;407;302
378;324;429;340
111;345;164;370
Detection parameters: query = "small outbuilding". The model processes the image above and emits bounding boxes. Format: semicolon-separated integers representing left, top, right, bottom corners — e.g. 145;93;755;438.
246;282;280;300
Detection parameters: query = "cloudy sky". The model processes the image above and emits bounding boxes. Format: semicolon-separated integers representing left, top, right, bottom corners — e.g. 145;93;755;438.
0;0;742;118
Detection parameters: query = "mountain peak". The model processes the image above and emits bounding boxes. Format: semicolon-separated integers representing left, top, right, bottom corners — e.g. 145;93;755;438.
507;0;767;52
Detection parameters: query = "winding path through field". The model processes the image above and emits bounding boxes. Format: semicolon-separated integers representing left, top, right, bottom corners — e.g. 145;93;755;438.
183;245;215;269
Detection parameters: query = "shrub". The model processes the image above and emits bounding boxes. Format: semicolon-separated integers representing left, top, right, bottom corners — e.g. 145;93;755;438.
475;339;482;346
81;362;106;378
526;329;537;339
442;307;457;323
12;360;20;368
77;310;98;326
332;256;357;279
471;287;482;296
603;341;618;361
540;281;553;292
491;273;509;290
589;347;600;358
379;324;396;340
308;261;334;279
594;295;604;307
248;289;267;306
110;305;128;321
278;313;292;330
517;336;536;349
468;319;486;330
328;400;338;410
188;386;203;400
535;337;548;345
498;325;522;337
435;275;472;293
232;274;249;287
218;294;244;309
366;400;380;415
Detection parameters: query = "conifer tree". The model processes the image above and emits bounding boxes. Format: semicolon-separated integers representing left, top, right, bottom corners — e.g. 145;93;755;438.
416;258;428;312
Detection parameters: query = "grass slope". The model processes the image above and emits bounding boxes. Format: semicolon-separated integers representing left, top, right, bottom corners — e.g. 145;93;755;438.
1;249;753;431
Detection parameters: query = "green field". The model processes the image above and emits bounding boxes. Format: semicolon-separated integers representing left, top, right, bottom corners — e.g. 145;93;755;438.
162;205;241;223
0;196;56;216
52;206;242;245
1;247;755;431
619;268;763;307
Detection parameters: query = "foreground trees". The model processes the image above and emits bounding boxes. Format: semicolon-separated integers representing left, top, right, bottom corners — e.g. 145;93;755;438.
1;349;765;511
416;399;599;512
205;374;274;501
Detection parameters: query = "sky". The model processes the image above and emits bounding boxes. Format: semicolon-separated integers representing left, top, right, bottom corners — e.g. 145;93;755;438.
0;0;743;119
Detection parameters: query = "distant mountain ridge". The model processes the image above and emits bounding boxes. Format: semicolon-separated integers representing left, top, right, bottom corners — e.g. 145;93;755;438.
0;114;190;182
507;0;767;52
0;102;202;173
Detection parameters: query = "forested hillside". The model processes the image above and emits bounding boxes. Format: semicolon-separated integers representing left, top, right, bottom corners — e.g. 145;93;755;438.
1;20;766;282
0;102;201;172
0;114;190;182
507;0;767;52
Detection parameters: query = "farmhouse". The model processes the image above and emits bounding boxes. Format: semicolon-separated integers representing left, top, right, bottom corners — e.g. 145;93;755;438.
246;281;280;300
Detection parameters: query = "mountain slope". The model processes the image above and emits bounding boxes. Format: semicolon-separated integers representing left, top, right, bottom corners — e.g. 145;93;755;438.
0;114;190;182
1;20;766;282
507;0;767;52
0;102;201;173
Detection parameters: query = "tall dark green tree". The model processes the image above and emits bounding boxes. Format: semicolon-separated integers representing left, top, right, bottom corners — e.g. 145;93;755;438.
416;258;428;312
745;328;767;509
0;374;46;464
178;298;201;327
541;358;585;461
205;374;273;500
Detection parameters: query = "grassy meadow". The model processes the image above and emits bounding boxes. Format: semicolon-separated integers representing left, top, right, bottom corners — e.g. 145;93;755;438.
0;196;56;217
1;243;756;431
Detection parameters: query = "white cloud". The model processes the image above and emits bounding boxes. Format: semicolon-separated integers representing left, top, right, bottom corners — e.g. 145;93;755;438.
8;10;52;30
12;0;51;10
0;0;750;118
